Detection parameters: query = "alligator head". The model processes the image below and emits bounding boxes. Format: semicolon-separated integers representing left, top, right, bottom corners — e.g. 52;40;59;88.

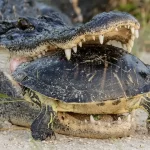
0;11;143;139
0;11;140;71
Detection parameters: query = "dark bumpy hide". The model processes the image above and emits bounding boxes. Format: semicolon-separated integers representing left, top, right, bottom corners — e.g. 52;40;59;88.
0;0;149;141
0;0;71;21
0;11;139;55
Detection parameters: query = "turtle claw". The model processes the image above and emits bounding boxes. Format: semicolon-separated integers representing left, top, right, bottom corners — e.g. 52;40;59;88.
31;125;55;140
31;105;55;140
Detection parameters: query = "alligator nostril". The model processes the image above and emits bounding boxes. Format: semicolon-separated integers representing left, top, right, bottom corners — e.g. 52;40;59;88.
17;18;34;30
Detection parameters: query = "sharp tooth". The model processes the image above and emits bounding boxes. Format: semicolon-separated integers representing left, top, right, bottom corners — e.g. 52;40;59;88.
118;117;122;122
115;28;118;31
83;37;86;42
99;35;104;44
131;27;135;34
65;49;71;60
79;41;82;47
123;44;127;51
135;30;139;38
132;118;135;122
131;35;135;40
92;36;95;41
90;115;95;124
72;46;77;53
42;51;45;55
38;54;42;58
127;115;131;122
127;44;132;52
128;40;134;47
85;119;88;123
131;110;135;116
128;25;130;29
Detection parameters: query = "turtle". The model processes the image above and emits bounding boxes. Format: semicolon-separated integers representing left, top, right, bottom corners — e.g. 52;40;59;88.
12;45;150;140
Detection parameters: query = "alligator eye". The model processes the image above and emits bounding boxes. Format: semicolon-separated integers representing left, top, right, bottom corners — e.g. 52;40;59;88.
17;18;34;30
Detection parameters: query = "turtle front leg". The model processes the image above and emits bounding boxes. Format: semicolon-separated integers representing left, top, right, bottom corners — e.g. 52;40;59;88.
140;93;150;133
31;105;56;140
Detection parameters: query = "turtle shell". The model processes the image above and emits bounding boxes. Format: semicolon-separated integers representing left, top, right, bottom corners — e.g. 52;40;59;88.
12;45;150;103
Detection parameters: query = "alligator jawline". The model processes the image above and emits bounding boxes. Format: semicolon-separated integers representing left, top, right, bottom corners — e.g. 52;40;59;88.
10;21;140;73
54;111;136;139
9;18;140;62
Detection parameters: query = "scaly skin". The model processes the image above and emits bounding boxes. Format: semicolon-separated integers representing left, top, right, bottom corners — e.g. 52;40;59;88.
0;11;139;57
0;0;149;141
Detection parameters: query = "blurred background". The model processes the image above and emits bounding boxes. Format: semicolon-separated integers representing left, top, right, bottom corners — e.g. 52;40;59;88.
38;0;150;63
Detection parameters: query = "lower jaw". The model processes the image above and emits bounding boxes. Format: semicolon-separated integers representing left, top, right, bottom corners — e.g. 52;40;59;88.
53;112;136;139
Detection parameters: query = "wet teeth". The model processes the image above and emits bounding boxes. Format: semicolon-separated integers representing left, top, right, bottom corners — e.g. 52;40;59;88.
135;30;139;38
127;115;131;122
99;35;104;44
65;49;71;60
123;44;127;51
131;118;135;122
115;28;118;31
42;51;45;55
128;40;134;47
131;110;135;116
118;117;122;123
131;27;135;34
83;38;86;42
85;119;88;123
92;36;95;41
79;41;82;47
90;115;95;124
72;46;77;53
127;44;132;52
131;35;135;40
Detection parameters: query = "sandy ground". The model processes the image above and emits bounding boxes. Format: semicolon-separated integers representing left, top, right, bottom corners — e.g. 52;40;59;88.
0;109;149;150
0;52;149;150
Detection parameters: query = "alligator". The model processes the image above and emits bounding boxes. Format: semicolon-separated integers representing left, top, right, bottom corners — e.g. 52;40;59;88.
0;0;149;141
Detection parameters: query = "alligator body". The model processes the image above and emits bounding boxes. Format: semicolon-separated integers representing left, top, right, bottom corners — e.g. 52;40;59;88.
0;0;149;141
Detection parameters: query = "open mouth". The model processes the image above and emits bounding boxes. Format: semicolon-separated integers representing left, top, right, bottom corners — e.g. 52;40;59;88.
54;111;136;138
9;11;140;71
10;12;142;138
10;21;139;70
59;22;139;61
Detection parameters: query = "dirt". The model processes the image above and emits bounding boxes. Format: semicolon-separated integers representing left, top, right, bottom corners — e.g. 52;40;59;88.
0;109;149;150
0;52;149;150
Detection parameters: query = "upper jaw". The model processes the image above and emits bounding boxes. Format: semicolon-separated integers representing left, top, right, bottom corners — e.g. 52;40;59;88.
0;11;140;60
